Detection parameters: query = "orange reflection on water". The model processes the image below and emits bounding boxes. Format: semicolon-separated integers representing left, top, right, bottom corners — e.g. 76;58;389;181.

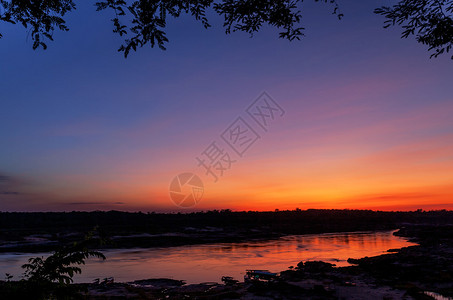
0;230;417;284
74;230;416;283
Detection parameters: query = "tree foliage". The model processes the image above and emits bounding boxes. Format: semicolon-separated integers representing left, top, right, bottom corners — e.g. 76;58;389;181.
0;0;75;49
92;0;342;57
22;229;106;285
0;0;452;59
375;0;453;59
0;229;106;299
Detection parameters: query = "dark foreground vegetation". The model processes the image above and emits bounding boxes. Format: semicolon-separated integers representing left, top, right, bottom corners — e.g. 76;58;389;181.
1;209;453;252
1;223;453;299
1;210;453;299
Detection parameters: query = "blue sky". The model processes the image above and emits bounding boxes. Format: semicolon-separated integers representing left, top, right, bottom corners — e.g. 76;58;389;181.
0;0;452;211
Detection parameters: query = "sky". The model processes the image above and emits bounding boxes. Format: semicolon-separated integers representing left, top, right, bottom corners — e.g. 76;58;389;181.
0;0;452;212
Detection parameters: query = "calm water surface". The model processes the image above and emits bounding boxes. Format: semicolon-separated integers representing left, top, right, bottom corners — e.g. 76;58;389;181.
0;230;416;283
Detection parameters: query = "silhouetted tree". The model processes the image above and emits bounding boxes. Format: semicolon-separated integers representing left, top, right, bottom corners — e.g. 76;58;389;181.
0;229;106;299
0;0;75;50
375;0;453;59
22;245;105;285
1;1;451;59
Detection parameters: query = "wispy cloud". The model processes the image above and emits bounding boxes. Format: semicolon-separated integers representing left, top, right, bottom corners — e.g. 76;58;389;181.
0;174;12;183
66;201;124;205
0;191;20;195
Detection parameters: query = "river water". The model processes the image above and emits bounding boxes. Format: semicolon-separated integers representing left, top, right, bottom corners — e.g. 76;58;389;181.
0;230;416;284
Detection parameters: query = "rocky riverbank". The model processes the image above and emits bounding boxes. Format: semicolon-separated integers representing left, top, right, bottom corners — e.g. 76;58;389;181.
2;224;452;299
72;224;453;299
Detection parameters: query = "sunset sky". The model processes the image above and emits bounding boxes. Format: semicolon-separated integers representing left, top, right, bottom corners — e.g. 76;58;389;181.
0;0;452;212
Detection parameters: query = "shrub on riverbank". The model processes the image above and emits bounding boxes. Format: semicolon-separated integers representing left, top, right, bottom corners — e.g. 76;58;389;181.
0;229;104;299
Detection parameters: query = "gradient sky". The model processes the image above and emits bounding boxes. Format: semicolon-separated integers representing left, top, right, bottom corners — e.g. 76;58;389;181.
0;0;452;212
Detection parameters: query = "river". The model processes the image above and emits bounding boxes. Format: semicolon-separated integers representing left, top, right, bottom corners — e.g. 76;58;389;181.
0;230;416;284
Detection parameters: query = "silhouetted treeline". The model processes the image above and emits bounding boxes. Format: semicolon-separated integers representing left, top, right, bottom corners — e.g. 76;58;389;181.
1;209;452;252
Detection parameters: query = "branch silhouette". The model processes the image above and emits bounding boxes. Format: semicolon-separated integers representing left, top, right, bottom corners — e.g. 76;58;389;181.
1;0;452;59
375;0;453;59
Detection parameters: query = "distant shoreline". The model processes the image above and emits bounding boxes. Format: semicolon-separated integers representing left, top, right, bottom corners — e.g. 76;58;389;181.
3;223;451;299
1;209;451;253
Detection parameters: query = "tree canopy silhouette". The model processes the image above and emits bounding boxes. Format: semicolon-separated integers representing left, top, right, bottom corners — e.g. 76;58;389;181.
374;0;453;59
0;0;452;59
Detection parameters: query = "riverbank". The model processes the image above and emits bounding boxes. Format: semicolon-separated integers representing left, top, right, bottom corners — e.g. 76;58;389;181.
78;224;453;299
2;210;451;253
0;230;414;284
2;223;451;299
